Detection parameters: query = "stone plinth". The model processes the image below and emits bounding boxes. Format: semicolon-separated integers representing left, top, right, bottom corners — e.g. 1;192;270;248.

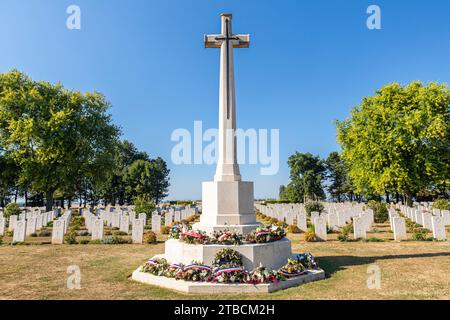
163;238;292;271
131;267;325;294
193;180;261;235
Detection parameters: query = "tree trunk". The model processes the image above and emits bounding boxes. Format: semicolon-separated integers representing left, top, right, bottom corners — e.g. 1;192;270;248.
46;190;54;211
385;192;390;203
405;193;413;207
25;191;28;207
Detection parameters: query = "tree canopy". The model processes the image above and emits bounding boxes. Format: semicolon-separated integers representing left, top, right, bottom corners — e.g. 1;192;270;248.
0;70;171;209
336;82;449;203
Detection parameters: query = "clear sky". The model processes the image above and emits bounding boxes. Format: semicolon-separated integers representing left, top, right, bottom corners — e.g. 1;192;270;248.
1;0;450;200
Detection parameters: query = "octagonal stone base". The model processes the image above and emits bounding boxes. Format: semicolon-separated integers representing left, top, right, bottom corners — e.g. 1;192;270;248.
131;264;325;294
163;238;292;271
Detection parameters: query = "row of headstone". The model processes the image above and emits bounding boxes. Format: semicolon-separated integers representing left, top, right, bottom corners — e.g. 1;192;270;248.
6;210;56;242
255;202;374;241
397;205;447;241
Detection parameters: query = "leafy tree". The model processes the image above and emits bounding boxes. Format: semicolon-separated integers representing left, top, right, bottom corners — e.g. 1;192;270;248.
337;82;450;204
279;185;286;199
0;153;19;207
150;157;170;203
286;152;326;202
105;140;150;205
4;202;21;218
0;70;119;210
124;158;170;203
134;195;156;215
325;152;352;202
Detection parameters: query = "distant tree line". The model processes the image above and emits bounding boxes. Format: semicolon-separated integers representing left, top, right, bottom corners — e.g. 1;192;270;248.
0;70;170;210
280;82;449;205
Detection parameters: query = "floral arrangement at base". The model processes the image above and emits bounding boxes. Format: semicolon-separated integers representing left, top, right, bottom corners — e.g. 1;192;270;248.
245;225;286;244
169;224;286;246
278;258;307;278
175;261;212;282
140;250;319;284
179;230;209;245
168;224;184;239
141;258;169;276
246;265;283;284
296;252;319;270
211;248;247;283
209;230;243;245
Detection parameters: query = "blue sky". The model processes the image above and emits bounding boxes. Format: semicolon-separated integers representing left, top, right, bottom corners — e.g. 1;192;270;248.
1;0;450;200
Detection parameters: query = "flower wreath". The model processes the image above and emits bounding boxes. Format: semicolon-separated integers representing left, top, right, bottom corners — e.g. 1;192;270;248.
209;229;244;245
279;258;307;278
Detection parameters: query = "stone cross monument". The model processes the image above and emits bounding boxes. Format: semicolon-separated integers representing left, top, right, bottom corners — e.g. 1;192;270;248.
193;13;260;235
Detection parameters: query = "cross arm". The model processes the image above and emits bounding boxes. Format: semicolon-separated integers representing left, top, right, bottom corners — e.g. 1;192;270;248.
204;34;250;48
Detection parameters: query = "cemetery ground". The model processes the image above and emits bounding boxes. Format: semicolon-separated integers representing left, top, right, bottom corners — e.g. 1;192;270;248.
1;219;449;300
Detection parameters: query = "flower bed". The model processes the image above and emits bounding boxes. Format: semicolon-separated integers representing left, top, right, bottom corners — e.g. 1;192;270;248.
141;250;319;284
169;224;286;246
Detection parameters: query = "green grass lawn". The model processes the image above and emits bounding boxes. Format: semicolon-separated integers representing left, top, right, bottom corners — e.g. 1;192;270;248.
1;232;449;300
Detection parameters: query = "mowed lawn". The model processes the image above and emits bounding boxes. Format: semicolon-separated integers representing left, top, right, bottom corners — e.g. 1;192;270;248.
1;233;449;300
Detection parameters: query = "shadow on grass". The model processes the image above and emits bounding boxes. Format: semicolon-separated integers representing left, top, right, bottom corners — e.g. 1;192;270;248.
318;252;450;276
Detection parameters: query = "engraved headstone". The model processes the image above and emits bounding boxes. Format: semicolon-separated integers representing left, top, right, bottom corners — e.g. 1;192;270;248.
310;212;320;223
132;218;144;244
52;220;65;244
26;217;37;236
120;214;130;234
36;214;43;230
313;216;327;241
9;215;17;231
0;217;5;236
165;212;173;227
13;219;26;242
296;213;307;232
353;217;366;239
422;212;433;230
138;213;147;226
327;213;339;231
152;214;161;233
431;216;446;241
392;217;407;241
92;219;104;241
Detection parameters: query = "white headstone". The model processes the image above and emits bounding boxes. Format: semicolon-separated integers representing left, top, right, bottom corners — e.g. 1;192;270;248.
9;215;17;231
132;218;144;244
13;219;26;242
174;211;181;222
392;217;407;241
442;210;450;226
120;214;130;234
52;220;65;244
165;212;173;227
422;212;433;230
296;213;307;232
327;213;339;231
91;219;104;241
0;217;5;236
112;212;121;228
431;216;446;241
313;216;327;241
36;214;43;230
310;212;320;223
152;214;161;233
138;213;147;226
26;217;37;236
353;217;366;239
